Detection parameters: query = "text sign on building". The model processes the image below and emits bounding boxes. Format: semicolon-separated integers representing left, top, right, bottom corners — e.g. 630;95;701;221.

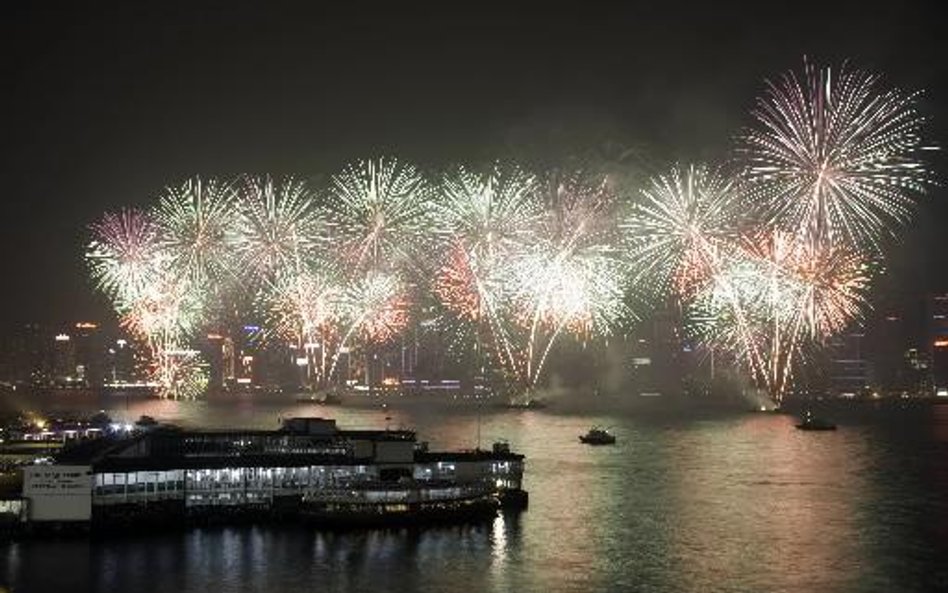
24;466;92;495
23;465;93;521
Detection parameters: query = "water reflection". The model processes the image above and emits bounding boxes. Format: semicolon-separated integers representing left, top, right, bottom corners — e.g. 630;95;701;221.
2;396;947;593
661;415;869;592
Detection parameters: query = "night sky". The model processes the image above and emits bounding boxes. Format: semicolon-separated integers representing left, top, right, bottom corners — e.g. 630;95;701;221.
3;2;946;327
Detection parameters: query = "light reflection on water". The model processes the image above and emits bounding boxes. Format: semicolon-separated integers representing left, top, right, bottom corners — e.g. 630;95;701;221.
2;395;947;593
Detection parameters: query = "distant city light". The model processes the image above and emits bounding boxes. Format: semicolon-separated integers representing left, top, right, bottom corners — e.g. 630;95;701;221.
54;334;70;342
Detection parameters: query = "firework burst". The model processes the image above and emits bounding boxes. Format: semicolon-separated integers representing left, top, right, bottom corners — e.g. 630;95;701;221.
233;176;323;282
86;209;165;308
740;60;933;251
689;229;869;401
510;173;630;386
432;165;541;382
340;271;411;345
154;176;237;285
150;347;209;400
622;164;744;299
119;273;203;348
328;158;434;272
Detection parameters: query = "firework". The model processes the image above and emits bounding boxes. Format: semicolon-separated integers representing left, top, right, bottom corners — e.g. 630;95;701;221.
511;173;630;385
150;347;209;400
434;169;629;389
433;165;541;381
258;268;342;386
328;158;434;272
260;269;340;343
340;271;411;345
86;209;165;308
119;273;203;348
740;61;932;251
233;176;323;282
154;177;237;285
689;229;869;401
621;164;744;299
80;57;934;403
435;165;541;261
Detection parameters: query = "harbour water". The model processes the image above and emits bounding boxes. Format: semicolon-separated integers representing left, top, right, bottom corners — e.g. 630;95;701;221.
2;395;947;593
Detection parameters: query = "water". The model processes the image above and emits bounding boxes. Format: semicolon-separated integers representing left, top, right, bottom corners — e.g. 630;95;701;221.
2;395;947;593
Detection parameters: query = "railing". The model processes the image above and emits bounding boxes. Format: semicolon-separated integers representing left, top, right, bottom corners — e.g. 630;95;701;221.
303;481;495;505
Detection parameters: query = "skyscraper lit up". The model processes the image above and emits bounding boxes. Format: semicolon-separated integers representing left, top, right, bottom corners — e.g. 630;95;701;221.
928;294;948;397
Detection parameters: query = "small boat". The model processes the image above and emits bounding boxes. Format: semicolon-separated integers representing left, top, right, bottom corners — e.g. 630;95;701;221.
135;415;158;428
506;398;547;410
579;426;616;445
295;393;341;405
795;411;836;431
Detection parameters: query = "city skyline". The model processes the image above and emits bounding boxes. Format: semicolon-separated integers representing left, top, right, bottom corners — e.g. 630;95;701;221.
4;7;948;593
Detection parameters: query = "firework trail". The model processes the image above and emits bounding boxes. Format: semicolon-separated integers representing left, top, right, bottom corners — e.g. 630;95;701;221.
258;267;342;386
512;173;630;386
327;271;411;381
689;230;869;401
433;165;541;385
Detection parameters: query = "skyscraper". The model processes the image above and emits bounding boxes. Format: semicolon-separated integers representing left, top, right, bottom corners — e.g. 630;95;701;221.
928;294;948;396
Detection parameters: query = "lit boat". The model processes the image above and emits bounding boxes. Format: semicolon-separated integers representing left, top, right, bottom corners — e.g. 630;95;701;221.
795;411;837;431
505;397;547;410
579;426;616;445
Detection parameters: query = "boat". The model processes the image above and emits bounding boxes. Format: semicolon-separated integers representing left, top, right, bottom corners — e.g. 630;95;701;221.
135;415;157;427
579;426;616;445
295;392;341;405
795;411;836;431
505;398;547;410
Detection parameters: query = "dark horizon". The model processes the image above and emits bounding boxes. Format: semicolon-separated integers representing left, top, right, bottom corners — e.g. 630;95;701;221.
3;2;947;326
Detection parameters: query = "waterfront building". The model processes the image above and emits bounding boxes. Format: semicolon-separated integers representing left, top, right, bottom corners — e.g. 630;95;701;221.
828;331;871;398
17;418;526;527
929;294;948;397
0;323;47;386
51;332;77;386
